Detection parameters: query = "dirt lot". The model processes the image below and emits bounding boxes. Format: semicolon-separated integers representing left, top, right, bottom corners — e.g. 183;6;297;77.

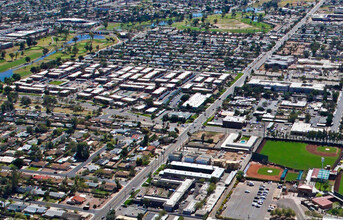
192;131;224;144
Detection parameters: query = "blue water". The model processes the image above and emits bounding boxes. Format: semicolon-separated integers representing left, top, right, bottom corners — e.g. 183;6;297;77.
214;10;222;14
0;70;14;81
0;34;105;81
66;34;105;44
151;21;170;27
192;13;203;18
243;7;262;13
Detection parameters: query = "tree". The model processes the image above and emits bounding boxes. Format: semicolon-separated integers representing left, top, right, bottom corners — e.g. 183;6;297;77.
4;86;11;95
10;167;19;193
207;183;216;195
145;97;154;107
1;50;6;59
72;36;79;45
12;158;24;169
89;32;94;42
21;96;31;106
201;133;206;143
12;73;21;81
236;170;245;182
137;213;144;220
106;209;116;220
1;101;13;112
25;56;31;63
42;95;57;111
9;53;14;61
141;134;149;147
26;37;33;47
42;48;49;56
75;142;90;160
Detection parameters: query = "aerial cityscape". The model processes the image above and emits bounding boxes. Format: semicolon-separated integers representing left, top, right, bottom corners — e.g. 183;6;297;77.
1;0;343;219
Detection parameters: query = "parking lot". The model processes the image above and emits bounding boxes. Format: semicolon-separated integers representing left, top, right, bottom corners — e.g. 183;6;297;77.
223;180;279;220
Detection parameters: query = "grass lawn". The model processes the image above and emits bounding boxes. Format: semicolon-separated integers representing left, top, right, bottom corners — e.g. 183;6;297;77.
317;146;337;153
26;166;40;171
257;167;281;176
203;115;214;126
186;114;199;123
339;175;343;195
230;73;244;86
285;172;298;182
49;80;65;85
241;135;250;141
172;13;271;33
260;141;340;170
0;52;42;72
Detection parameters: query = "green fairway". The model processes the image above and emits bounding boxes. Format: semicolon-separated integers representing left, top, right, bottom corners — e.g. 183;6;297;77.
260;141;340;170
285;172;298;182
172;13;271;33
257;167;280;176
317;146;337;153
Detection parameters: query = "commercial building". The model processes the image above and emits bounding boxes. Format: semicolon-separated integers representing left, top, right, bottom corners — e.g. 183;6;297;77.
221;133;258;151
160;161;224;180
182;93;211;108
222;116;246;128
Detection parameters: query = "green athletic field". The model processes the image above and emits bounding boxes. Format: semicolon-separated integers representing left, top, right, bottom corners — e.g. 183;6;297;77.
317;146;337;153
257;167;281;176
285;172;298;182
260;141;340;170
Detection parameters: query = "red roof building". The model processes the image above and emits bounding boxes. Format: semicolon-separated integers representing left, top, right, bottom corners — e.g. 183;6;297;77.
312;195;334;210
71;196;86;204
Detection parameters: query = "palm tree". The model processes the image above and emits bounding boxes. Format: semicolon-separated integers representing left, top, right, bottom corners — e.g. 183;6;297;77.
72;36;79;45
89;32;94;43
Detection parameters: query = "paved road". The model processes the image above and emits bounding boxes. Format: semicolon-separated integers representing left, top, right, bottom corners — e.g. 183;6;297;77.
67;144;107;177
331;91;343;132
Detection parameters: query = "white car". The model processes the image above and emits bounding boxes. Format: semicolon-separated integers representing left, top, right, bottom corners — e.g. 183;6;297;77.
245;190;250;193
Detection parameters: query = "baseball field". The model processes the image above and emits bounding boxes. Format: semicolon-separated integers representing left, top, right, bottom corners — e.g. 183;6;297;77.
259;140;341;170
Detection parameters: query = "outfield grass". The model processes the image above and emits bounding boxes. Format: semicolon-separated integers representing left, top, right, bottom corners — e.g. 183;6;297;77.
339;175;343;195
317;146;337;153
257;167;281;176
285;172;298;182
260;141;340;170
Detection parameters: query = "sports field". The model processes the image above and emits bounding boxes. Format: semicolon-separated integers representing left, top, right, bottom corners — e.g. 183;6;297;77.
285;172;298;182
317;146;337;153
246;162;283;181
259;141;341;170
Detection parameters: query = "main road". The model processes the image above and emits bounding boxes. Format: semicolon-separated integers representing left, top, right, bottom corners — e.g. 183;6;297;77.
95;1;327;218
